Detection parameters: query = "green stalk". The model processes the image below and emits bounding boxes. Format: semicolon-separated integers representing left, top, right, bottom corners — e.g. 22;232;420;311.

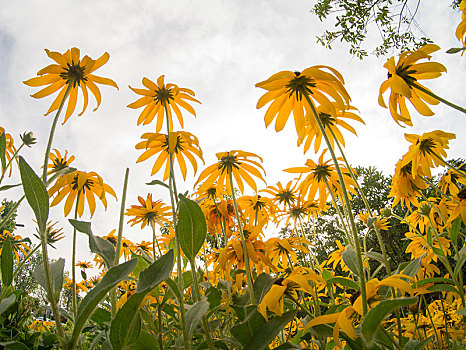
412;82;466;114
0;196;24;231
151;223;163;258
13;243;41;278
227;171;256;304
111;168;130;317
163;103;189;350
0;142;25;184
303;94;368;315
42;83;72;184
431;152;466;179
71;193;80;319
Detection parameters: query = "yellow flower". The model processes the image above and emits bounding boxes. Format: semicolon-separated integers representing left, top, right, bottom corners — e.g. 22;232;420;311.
325;240;349;272
358;210;391;231
438;163;466;197
237;194;277;224
47;149;75;174
195;150;266;194
48;170;116;217
285;149;356;209
0;230;31;263
266;236;311;269
275;198;322;226
23;47;118;124
448;188;466;226
258;267;324;319
456;0;466;47
76;261;93;269
388;160;427;209
378;44;446;127
135;131;204;181
405;231;451;264
400;130;455;179
297;104;365;154
256;67;351;138
128;75;200;131
203;199;235;236
125;194;171;229
260;180;298;209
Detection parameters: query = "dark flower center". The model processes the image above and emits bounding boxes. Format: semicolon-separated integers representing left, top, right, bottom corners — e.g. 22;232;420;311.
155;87;174;105
71;175;94;193
60;61;87;88
286;74;316;101
219;154;241;173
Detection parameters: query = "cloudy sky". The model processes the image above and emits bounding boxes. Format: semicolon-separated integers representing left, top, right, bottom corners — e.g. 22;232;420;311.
1;0;465;273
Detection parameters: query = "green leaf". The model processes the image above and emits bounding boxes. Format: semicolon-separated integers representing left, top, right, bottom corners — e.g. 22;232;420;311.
0;133;6;171
177;194;207;261
446;46;466;54
0;184;21;192
206;286;222;310
365;251;386;265
401;256;422;278
0;294;16;315
1;235;14;287
414;277;454;287
0;341;31;350
341;245;359;276
273;342;301;350
456;307;466;316
231;310;265;346
67;259;138;350
404;337;433;350
69;219;115;268
361;297;417;346
130;330;160;350
449;218;461;248
186;298;210;339
110;251;174;350
244;310;297;350
426;284;459;294
253;273;275;304
90;308;111;325
33;258;65;302
454;247;466;277
146;179;169;189
19;156;49;232
131;251;150;279
327;277;359;290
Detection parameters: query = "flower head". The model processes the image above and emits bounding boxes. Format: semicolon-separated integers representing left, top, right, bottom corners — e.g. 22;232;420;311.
48;170;116;217
195;150;266;194
260;180;298;209
125;194;171;229
135;131;204;180
456;0;466;47
76;261;93;269
128;75;200;131
23;48;118;124
378;44;446;127
47;149;75;174
256;66;351;138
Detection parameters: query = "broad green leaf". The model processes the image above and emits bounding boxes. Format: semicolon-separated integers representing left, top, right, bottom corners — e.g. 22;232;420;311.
404;337;433;350
401;256;422;278
90;307;111;325
456;307;466;316
146;179;169;189
0;294;16;315
446;46;466;54
69;219;115;268
206;286;222;310
67;259;138;350
33;258;65;302
130;330;160;350
327;277;359;290
454;247;466;277
0;133;6;171
414;277;454;287
365;251;386;265
341;245;359;276
186;298;210;339
253;273;275;303
244;310;297;350
273;342;301;350
231;309;265;346
110;251;174;350
1;236;13;287
19;156;49;232
131;251;150;279
177;194;207;261
361;297;417;346
426;284;459;294
0;341;31;350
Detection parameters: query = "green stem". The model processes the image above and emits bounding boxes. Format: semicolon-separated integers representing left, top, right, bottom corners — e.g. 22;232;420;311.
0;142;25;183
227;171;256;304
323;178;352;245
42;83;72;185
163;102;189;350
111;168;130;317
72;194;79;319
151;223;163;258
412;82;466;114
0;196;25;231
304;94;368;316
13;243;41;278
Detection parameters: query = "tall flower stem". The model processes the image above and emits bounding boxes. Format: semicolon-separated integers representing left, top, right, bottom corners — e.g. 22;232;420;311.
13;243;41;278
42;84;72;184
412;82;466;114
151;223;163;258
111;168;130;317
330;130;392;274
323;179;352;245
163;103;189;350
72;193;80;319
227;171;256;304
303;94;368;315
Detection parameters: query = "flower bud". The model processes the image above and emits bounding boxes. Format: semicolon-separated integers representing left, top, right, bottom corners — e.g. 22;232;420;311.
380;207;392;218
20;132;36;147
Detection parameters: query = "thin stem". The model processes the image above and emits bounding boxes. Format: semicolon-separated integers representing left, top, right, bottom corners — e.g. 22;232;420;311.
304;94;367;315
412;82;466;114
0;142;25;184
13;243;41;278
0;196;25;231
72;193;80;319
163;102;189;350
151;223;163;258
227;171;256;304
111;168;130;317
42;83;72;184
